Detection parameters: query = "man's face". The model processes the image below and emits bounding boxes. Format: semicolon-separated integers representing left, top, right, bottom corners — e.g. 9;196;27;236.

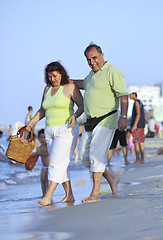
129;93;135;99
86;47;105;73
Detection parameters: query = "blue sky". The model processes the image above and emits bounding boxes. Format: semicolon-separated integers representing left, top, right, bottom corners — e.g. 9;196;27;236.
0;0;163;127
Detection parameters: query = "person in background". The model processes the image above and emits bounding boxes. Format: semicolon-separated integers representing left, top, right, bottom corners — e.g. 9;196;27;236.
32;129;49;196
158;122;163;138
26;61;83;206
129;92;145;164
10;121;24;136
25;106;36;138
154;122;158;136
126;129;135;155
74;137;79;165
71;43;128;203
107;129;130;166
6;124;13;143
148;116;156;138
25;106;34;125
145;147;163;157
73;125;83;165
0;130;6;158
32;133;39;149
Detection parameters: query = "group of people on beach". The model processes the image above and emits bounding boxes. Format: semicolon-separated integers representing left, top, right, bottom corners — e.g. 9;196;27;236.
107;91;146;166
3;43;158;206
25;43;128;205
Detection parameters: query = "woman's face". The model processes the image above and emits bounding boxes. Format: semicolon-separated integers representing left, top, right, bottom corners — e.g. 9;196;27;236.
48;71;62;87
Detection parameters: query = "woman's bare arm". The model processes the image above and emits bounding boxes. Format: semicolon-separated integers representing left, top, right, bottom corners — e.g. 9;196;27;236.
26;86;49;131
68;83;84;128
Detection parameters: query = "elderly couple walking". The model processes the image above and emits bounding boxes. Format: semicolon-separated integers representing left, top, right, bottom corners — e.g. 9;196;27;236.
26;43;128;205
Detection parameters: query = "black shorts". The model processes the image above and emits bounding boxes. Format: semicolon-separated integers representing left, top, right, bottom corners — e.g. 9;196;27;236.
110;129;127;149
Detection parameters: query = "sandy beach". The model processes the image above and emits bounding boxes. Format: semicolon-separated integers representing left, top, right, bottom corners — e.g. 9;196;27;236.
1;137;163;240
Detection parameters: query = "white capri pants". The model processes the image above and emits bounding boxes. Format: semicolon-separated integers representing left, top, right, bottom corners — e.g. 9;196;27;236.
45;124;79;184
79;125;115;173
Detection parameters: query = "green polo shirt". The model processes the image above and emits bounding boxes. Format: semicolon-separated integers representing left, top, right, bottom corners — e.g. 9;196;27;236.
83;61;128;128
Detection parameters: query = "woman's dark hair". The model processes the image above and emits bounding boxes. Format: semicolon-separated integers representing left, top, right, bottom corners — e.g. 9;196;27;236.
45;61;69;86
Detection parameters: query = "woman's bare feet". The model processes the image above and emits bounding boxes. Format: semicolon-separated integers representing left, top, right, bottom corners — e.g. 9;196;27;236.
125;161;130;165
60;194;75;203
109;176;120;196
82;195;100;203
37;196;52;206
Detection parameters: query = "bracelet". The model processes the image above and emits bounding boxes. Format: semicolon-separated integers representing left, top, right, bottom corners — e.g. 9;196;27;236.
73;113;77;119
120;115;127;119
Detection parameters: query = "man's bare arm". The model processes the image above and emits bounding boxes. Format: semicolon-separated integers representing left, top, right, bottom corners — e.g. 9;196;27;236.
118;95;128;131
69;79;84;90
120;95;128;116
131;100;140;132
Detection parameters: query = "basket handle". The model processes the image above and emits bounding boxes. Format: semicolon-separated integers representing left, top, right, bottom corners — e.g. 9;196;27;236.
17;126;33;141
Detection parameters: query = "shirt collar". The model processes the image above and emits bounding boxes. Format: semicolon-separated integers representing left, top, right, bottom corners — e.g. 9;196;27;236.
92;61;109;74
100;61;109;71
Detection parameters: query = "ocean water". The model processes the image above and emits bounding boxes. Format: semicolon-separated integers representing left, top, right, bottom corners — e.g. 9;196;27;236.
0;131;135;216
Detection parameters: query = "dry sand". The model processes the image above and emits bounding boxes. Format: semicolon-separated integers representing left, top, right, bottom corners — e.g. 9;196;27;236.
1;137;163;240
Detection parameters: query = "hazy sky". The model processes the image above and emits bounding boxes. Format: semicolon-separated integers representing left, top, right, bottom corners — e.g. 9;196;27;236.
0;0;163;127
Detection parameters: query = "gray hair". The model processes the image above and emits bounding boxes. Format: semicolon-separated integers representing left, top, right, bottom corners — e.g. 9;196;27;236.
84;43;103;57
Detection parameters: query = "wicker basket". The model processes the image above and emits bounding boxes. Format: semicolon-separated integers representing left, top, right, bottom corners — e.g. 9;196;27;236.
6;126;34;163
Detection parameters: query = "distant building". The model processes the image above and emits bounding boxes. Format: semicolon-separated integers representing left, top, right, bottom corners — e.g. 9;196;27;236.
155;80;163;97
128;84;163;122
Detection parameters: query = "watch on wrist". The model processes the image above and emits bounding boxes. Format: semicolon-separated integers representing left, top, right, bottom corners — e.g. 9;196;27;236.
73;113;77;119
120;115;127;119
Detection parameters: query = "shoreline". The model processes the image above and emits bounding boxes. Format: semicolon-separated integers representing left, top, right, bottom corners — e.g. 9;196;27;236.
25;154;163;240
1;137;163;240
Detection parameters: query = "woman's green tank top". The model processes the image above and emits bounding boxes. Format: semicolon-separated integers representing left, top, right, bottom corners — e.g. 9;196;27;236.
42;86;74;127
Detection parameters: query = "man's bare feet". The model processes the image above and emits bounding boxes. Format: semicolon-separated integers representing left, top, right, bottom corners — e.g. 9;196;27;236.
61;194;75;203
133;160;142;165
37;196;52;206
82;195;100;203
109;176;120;196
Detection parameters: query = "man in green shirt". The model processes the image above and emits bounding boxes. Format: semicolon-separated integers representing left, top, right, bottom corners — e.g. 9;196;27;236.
72;44;128;203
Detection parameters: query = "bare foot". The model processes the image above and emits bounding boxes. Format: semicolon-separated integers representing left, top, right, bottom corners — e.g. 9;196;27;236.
145;153;150;157
82;195;100;203
60;194;75;203
141;159;145;164
133;160;142;165
108;166;115;175
109;176;120;196
125;161;130;165
37;196;52;206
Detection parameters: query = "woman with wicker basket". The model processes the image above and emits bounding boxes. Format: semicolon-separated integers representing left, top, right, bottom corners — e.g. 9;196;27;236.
26;61;83;206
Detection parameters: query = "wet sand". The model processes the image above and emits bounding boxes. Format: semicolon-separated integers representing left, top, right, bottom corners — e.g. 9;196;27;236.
1;137;163;240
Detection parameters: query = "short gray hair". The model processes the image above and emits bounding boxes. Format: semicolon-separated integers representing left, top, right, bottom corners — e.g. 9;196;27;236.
84;43;103;57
